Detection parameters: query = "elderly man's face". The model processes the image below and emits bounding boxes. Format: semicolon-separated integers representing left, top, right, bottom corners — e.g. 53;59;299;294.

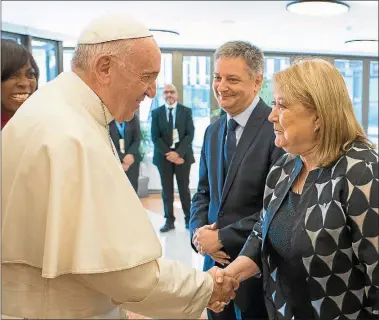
110;38;161;122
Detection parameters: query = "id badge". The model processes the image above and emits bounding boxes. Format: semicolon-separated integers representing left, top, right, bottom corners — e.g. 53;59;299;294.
172;129;179;145
119;138;125;153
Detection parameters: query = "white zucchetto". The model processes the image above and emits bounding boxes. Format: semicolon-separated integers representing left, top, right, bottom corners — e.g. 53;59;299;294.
77;12;152;45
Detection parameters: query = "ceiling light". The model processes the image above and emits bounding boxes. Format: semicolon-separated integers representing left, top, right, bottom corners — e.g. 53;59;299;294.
286;0;350;16
345;39;378;52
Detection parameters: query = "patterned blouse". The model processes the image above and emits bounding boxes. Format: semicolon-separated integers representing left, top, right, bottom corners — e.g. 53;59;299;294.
240;142;378;320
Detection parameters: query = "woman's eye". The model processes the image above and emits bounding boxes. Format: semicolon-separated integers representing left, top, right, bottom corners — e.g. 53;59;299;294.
27;72;36;79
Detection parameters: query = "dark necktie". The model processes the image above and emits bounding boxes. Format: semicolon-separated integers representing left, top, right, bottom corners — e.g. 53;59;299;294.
168;108;174;146
223;118;238;174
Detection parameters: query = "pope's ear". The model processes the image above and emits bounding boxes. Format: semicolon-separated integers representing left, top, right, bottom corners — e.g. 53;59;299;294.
93;55;112;84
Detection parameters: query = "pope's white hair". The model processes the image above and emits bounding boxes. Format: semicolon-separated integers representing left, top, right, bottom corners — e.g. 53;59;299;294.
71;39;135;71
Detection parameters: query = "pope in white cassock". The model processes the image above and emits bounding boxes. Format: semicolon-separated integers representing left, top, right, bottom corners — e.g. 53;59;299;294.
1;13;239;319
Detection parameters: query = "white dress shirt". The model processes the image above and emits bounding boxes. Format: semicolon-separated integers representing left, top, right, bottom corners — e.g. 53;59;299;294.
226;95;260;145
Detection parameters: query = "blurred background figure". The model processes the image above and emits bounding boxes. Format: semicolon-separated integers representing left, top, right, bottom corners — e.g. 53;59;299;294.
1;39;39;129
110;115;142;192
151;84;195;232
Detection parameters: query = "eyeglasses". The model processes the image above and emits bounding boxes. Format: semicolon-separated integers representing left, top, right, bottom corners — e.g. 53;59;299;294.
163;90;176;95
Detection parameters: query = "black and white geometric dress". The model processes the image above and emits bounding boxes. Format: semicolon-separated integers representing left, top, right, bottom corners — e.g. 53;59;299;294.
240;142;378;320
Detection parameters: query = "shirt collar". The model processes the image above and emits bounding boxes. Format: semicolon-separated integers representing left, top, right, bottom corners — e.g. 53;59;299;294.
165;101;178;111
227;95;260;128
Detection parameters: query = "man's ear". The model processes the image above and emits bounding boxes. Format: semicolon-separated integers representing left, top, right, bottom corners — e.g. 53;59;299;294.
93;55;112;85
254;73;264;91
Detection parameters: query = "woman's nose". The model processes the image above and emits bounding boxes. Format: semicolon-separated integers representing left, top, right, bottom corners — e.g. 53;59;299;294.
268;106;278;123
16;75;30;88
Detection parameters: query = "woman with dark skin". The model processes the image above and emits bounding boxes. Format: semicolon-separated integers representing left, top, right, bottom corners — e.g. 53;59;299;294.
1;39;39;129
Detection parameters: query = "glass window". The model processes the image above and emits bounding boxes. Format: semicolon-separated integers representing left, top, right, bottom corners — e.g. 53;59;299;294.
139;52;173;124
335;59;363;125
182;55;211;154
1;31;23;45
260;56;291;105
32;38;58;86
182;55;212;189
63;48;75;72
138;53;173;190
368;61;378;149
139;52;173;128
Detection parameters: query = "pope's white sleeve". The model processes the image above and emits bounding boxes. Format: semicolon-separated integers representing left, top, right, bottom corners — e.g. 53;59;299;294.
76;258;214;319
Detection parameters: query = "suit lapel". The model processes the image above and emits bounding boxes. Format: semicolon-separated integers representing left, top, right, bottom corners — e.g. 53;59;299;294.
220;101;266;207
124;120;131;147
159;105;168;128
261;162;324;246
217;117;227;200
175;104;182;129
109;121;120;148
261;158;300;245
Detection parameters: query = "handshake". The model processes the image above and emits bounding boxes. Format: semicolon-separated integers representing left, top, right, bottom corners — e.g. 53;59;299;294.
206;266;239;313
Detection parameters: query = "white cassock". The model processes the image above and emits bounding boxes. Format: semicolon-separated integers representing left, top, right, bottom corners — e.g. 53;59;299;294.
1;72;213;319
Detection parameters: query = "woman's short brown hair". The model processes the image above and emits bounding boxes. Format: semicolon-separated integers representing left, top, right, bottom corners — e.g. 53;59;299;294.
273;58;374;167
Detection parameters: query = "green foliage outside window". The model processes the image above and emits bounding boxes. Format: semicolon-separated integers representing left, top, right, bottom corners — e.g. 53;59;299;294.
139;123;151;163
259;78;273;106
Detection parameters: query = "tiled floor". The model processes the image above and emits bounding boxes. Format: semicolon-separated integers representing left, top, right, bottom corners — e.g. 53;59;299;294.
127;193;207;319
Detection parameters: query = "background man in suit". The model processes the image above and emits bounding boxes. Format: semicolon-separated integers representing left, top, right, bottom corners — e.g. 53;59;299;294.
151;84;195;232
190;41;285;320
110;115;141;192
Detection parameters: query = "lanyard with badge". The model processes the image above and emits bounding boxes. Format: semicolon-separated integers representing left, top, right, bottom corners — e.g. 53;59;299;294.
115;121;126;153
168;107;179;148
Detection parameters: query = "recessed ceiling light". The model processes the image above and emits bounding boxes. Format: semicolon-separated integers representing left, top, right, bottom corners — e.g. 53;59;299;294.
286;0;350;16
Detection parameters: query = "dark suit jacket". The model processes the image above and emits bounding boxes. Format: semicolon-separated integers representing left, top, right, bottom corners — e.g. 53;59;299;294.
109;116;142;163
151;104;195;167
190;99;285;312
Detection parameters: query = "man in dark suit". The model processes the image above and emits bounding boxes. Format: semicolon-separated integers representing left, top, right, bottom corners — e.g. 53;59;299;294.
190;41;285;320
151;84;195;232
109;115;141;192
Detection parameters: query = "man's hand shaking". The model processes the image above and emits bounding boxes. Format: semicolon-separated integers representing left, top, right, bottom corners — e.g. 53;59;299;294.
206;267;239;313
